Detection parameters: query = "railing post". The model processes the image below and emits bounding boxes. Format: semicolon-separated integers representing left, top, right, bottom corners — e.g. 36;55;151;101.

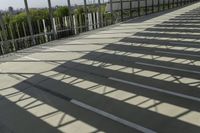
9;24;16;51
0;13;6;55
168;0;170;8
24;0;36;45
0;32;4;55
67;0;71;16
110;0;113;24
152;0;154;13
98;0;102;27
0;12;7;41
163;0;165;10
130;0;133;18
120;0;123;21
158;0;160;12
84;0;88;30
138;0;141;16
16;23;21;38
67;0;73;30
145;0;148;15
47;0;57;40
42;19;48;42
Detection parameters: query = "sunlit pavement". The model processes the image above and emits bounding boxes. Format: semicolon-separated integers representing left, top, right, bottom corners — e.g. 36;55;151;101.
0;2;200;133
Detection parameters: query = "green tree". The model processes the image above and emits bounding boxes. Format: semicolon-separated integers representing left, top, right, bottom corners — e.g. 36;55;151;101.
30;9;49;21
74;6;85;15
10;9;49;24
3;14;13;24
11;12;27;24
54;6;69;18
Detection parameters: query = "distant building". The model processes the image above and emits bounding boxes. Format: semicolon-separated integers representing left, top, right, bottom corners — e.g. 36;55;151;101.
8;6;14;15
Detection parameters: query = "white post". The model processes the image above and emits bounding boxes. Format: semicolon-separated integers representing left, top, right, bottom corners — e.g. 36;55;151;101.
42;19;48;42
93;12;97;29
98;0;101;27
73;15;77;34
22;22;27;37
9;24;16;51
53;18;57;35
96;12;100;28
64;16;68;27
16;23;21;38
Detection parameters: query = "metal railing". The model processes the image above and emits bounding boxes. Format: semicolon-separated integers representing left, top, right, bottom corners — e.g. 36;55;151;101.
0;0;198;56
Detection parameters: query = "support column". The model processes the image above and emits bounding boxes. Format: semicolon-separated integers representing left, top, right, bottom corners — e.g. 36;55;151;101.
24;0;36;45
48;0;57;39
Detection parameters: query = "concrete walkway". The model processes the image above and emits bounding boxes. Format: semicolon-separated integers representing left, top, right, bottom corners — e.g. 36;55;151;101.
0;2;200;133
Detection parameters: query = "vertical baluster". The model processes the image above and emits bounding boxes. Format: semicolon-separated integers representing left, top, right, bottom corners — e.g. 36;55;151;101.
42;19;48;42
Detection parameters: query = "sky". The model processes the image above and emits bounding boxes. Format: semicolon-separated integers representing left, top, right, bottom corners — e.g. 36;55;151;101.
0;0;85;10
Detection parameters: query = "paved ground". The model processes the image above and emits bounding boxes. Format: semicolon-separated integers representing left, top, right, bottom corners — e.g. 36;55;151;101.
0;2;200;133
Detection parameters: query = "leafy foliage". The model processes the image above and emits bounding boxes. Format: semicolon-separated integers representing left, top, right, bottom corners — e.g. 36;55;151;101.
54;6;69;17
74;6;85;15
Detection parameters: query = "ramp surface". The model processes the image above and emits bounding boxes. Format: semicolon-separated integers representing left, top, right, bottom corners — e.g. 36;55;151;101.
0;3;200;133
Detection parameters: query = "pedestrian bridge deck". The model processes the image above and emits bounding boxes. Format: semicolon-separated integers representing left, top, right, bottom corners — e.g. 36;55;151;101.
0;2;200;133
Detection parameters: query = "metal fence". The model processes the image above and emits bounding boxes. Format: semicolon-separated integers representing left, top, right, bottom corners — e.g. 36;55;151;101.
0;0;198;55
